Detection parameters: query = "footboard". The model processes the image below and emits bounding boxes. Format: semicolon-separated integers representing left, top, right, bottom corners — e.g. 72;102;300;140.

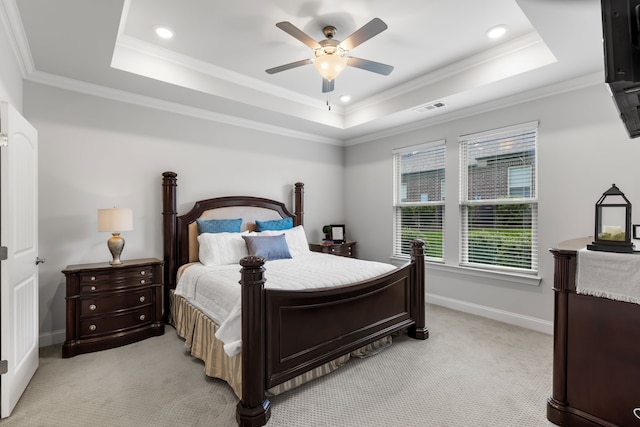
265;265;414;387
236;240;426;427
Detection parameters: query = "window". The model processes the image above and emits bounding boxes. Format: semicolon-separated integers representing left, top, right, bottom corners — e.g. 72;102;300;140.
508;165;532;197
459;122;538;273
393;141;446;260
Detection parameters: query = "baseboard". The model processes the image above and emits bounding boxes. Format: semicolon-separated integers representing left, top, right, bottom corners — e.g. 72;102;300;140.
427;293;553;335
39;329;65;347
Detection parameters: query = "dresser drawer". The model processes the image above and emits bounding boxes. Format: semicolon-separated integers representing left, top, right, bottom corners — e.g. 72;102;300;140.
79;306;153;338
80;288;153;317
79;266;155;293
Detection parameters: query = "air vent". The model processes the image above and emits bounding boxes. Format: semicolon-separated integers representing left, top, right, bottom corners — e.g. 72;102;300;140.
413;101;446;113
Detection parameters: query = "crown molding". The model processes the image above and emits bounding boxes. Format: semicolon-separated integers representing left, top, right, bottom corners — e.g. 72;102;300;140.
344;71;604;146
25;70;343;146
0;0;35;77
114;34;341;114
345;32;549;115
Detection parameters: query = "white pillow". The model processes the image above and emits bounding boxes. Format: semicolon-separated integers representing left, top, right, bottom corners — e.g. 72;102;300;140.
198;231;249;265
257;225;310;257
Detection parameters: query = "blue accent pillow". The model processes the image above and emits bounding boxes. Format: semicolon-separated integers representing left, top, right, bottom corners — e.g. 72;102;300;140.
255;217;293;232
242;234;292;261
196;218;242;234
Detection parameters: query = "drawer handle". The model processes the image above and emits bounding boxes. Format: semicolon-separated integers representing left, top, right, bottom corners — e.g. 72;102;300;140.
89;324;96;331
90;286;96;291
139;296;145;303
139;314;146;321
140;279;146;284
90;276;96;281
89;304;97;311
140;271;146;275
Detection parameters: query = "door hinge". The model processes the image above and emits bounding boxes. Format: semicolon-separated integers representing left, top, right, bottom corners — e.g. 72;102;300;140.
0;133;7;147
0;360;7;375
0;246;7;261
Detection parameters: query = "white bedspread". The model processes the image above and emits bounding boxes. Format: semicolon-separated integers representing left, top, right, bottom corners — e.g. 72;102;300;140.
175;252;397;357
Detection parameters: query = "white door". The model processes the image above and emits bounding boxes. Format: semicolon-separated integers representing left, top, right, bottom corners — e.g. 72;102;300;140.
0;102;39;418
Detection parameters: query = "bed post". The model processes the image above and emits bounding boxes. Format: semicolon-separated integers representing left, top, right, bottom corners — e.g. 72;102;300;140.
237;256;271;427
294;182;304;227
162;171;177;323
408;239;428;340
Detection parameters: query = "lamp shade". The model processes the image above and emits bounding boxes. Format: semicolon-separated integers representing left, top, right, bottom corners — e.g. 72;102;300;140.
98;208;133;232
313;54;347;81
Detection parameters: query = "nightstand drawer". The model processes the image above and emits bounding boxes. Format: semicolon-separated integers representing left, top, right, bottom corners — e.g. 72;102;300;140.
79;267;155;293
79;306;153;338
80;288;153;316
328;244;353;256
309;241;357;258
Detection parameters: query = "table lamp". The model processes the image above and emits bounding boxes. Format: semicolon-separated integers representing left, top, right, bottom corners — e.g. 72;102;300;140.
98;208;133;265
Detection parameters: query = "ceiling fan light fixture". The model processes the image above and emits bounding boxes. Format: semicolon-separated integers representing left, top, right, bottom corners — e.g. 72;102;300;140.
313;50;347;81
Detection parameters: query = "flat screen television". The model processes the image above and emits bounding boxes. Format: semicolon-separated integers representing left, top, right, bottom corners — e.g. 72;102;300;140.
602;0;640;138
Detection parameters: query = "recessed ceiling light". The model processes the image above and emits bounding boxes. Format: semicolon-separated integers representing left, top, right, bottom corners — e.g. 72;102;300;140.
340;95;351;103
486;25;507;39
154;26;174;39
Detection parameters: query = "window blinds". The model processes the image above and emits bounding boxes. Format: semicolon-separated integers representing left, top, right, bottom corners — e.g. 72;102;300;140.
393;141;446;260
459;122;538;273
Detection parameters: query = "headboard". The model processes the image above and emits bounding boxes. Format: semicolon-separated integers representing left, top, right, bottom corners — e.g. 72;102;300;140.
161;172;304;318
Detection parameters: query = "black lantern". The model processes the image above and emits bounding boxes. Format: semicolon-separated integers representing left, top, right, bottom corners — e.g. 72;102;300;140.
587;184;634;253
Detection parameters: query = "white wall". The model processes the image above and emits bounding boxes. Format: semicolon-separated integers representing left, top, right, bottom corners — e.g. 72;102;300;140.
345;82;640;332
24;82;346;345
0;13;23;110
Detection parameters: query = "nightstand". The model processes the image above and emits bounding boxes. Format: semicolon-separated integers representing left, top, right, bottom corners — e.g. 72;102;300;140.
309;241;357;258
62;258;164;358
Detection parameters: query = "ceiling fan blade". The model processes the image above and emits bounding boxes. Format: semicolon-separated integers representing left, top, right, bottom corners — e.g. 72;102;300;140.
322;78;335;93
276;22;321;49
266;59;313;74
347;57;394;75
340;18;388;51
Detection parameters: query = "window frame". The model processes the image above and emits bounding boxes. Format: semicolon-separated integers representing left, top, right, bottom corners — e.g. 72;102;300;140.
458;121;539;274
392;140;446;261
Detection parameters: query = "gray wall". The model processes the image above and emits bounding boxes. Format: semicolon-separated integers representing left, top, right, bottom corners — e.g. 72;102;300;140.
24;82;346;345
345;82;640;332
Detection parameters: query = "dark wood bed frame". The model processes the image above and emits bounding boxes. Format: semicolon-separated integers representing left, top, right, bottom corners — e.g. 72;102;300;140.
548;244;640;427
161;171;428;427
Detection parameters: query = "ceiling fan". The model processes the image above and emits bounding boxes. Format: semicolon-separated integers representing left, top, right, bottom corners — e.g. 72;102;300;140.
266;18;394;93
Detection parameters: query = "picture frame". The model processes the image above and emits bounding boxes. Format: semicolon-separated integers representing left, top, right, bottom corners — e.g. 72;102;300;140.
634;224;640;239
330;224;345;243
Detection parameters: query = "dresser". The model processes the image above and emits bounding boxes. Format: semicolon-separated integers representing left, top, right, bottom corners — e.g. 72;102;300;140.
309;241;357;258
548;242;640;426
62;258;164;358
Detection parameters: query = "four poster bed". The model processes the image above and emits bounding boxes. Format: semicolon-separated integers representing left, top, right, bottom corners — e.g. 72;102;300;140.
161;171;428;426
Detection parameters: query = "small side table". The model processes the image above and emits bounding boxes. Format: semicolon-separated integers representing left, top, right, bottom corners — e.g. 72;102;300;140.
62;258;164;358
309;241;357;258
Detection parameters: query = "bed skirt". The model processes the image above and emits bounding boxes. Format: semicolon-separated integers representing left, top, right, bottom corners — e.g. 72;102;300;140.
169;290;392;398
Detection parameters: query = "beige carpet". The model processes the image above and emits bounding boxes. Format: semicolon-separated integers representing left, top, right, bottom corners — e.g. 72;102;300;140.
0;304;556;427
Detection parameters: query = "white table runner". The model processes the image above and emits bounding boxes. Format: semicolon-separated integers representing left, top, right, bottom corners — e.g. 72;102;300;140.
576;248;640;304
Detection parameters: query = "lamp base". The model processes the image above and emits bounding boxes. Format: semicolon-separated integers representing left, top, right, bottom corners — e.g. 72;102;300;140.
107;233;126;265
587;242;634;253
